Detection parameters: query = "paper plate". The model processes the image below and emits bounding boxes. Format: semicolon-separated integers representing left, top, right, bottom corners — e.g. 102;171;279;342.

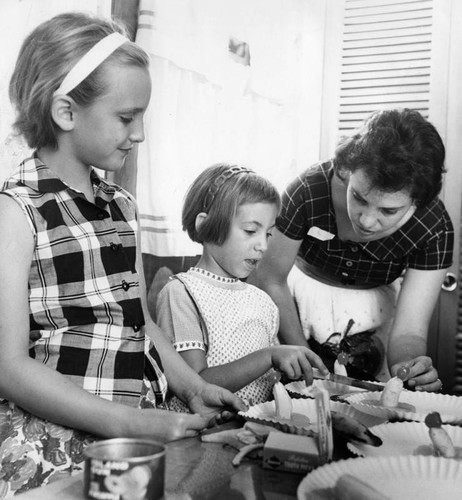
297;455;462;500
238;399;317;436
238;398;386;438
329;400;388;428
348;421;462;458
344;390;462;424
285;379;367;399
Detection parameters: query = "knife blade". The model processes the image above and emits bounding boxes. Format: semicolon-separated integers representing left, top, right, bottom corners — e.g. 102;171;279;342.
312;369;384;392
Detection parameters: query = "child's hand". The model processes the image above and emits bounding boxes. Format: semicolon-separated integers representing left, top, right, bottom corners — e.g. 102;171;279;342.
137;383;248;442
185;381;249;424
269;346;328;386
145;409;210;442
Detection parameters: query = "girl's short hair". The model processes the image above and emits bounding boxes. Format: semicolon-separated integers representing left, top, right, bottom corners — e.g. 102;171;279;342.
182;163;281;246
333;108;446;208
9;11;150;150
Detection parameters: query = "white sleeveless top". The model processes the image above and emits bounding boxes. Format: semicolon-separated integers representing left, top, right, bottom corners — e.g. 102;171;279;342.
157;267;279;409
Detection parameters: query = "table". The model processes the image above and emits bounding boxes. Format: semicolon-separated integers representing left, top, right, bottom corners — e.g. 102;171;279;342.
17;425;343;500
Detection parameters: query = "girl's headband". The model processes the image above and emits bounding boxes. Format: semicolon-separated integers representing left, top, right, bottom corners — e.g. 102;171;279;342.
203;166;254;211
54;32;128;96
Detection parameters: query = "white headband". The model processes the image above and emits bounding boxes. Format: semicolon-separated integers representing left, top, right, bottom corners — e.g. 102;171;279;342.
54;32;128;96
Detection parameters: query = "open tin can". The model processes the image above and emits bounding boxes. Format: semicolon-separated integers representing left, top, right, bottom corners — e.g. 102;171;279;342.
83;438;165;500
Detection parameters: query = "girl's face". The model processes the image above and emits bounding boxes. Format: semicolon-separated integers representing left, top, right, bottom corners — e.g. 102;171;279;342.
71;63;151;172
204;202;279;279
346;168;416;241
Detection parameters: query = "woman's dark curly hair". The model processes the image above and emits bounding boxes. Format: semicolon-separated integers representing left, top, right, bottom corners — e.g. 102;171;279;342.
333;108;446;208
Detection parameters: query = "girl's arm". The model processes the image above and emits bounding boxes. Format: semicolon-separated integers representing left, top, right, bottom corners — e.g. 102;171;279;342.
156;277;327;390
387;267;446;391
0;195;212;442
250;229;308;346
142;312;248;418
181;345;325;391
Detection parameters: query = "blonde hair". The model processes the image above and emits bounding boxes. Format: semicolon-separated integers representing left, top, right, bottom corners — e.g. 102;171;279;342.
9;11;150;150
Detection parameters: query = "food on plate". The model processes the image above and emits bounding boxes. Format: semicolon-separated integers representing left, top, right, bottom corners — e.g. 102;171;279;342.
381;376;403;408
201;421;283;446
380;366;414;408
411;413;462;458
232;443;264;466
424;412;456;458
360;374;416;413
272;379;311;427
201;422;280;467
334;474;391;500
331;411;382;446
273;380;292;419
308;473;392;500
334;358;348;377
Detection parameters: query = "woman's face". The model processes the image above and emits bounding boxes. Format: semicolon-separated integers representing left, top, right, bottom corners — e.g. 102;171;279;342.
346;168;416;241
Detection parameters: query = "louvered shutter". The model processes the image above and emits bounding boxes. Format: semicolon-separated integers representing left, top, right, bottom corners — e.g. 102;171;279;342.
337;0;434;135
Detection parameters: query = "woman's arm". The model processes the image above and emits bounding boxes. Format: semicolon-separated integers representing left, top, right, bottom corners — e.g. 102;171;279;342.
250;229;308;346
387;267;446;391
0;196;214;442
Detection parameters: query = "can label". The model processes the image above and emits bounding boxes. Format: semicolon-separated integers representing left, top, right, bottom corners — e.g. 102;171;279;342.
85;457;164;500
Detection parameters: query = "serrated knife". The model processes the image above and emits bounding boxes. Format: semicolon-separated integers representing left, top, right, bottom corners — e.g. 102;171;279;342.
312;369;384;392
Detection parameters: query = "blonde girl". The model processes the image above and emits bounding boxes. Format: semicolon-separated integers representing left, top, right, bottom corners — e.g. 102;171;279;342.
0;12;244;496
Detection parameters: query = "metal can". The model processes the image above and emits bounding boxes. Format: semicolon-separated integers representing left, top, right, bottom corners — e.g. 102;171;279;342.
83;438;165;500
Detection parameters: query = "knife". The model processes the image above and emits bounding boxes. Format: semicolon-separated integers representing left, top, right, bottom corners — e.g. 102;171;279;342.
312;369;384;392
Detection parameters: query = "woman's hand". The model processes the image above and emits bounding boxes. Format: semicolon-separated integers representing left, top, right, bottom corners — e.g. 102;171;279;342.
390;356;442;392
387;268;446;393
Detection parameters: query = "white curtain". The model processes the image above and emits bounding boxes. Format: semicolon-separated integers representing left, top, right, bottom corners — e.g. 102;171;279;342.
135;0;328;259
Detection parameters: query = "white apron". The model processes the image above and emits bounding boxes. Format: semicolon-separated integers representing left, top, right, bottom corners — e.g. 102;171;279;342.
287;263;401;381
